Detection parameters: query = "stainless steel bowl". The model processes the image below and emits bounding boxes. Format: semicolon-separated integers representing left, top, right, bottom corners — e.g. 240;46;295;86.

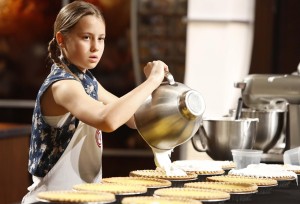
192;117;258;160
134;73;205;150
230;108;286;152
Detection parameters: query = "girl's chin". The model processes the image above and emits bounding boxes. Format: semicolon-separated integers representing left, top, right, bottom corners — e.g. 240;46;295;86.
76;65;97;71
84;63;98;69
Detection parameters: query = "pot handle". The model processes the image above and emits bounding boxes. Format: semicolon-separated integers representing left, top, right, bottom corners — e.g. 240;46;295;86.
165;72;176;85
191;125;208;152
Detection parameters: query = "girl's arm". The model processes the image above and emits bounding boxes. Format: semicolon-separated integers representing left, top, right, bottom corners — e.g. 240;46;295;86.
96;81;137;129
51;61;168;132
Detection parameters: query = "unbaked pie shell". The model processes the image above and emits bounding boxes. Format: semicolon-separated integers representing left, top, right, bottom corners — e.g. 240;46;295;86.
282;164;300;174
37;190;115;203
73;183;147;195
101;176;171;188
220;161;236;170
154;187;230;201
290;170;300;174
129;170;197;181
122;196;202;204
184;181;258;193
228;172;296;181
189;170;225;175
206;175;278;187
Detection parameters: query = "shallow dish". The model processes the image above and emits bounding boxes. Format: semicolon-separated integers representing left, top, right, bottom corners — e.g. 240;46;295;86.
102;176;172;195
276;177;297;188
121;196;202;204
129;169;198;187
206;175;278;195
184;182;258;202
257;184;278;194
37;190;116;203
73;183;147;203
154;187;230;203
229;191;258;202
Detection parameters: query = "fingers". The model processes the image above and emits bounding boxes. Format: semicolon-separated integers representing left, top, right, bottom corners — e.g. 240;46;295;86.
152;60;169;72
143;60;169;82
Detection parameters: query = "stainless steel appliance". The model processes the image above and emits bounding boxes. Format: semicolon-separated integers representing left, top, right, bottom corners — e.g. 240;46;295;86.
234;73;300;162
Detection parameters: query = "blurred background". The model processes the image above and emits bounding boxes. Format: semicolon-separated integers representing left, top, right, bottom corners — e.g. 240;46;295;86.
0;0;299;203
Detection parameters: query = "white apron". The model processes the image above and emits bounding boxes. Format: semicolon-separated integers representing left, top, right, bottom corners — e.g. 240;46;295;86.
22;121;103;204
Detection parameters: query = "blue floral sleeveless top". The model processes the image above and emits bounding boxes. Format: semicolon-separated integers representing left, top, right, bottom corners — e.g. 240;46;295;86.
28;63;99;177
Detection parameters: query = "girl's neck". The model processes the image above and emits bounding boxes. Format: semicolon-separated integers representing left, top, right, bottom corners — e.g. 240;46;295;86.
62;58;86;73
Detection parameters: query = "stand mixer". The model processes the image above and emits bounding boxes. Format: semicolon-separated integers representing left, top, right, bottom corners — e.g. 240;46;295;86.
234;73;300;162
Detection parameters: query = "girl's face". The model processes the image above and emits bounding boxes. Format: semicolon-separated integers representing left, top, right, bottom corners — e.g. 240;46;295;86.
60;15;105;72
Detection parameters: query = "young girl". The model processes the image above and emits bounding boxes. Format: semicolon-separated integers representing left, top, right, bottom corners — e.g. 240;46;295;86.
22;1;168;203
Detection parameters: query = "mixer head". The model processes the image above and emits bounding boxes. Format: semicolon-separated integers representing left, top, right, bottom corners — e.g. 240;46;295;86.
235;74;300;110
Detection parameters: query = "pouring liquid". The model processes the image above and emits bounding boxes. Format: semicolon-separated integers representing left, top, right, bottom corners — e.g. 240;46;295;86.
151;147;187;176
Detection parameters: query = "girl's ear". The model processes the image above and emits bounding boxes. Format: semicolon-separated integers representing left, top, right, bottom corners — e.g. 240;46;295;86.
56;32;64;48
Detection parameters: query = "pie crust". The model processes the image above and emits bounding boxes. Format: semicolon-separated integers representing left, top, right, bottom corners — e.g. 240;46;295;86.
37;190;115;203
239;175;296;181
73;183;147;195
102;176;171;188
189;169;225;176
129;170;197;181
290;169;300;174
154;187;230;201
206;175;278;187
228;164;298;181
229;170;296;181
220;161;236;170
122;196;202;204
282;164;300;174
184;182;258;193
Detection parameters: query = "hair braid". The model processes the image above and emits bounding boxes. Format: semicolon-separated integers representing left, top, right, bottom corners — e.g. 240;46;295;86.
47;38;61;68
47;38;79;80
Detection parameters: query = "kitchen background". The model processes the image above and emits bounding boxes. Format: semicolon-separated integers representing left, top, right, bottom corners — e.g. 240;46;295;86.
0;0;299;203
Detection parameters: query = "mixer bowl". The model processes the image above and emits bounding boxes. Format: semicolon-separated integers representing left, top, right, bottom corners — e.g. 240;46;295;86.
230;109;286;153
192;117;258;160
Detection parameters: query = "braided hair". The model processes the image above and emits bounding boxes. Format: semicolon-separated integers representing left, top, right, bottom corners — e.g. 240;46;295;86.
47;0;105;77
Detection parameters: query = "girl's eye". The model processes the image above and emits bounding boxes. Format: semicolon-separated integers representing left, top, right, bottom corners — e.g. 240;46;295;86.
98;37;105;41
83;36;90;40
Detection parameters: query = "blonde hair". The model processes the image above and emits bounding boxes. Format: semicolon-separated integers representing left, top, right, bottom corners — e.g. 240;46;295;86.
47;0;105;73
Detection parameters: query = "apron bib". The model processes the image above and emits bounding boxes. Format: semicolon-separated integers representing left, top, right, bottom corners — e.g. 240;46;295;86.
22;122;102;204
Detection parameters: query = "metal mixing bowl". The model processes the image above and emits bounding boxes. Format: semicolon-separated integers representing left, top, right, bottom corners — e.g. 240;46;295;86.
192;117;259;160
230;108;286;153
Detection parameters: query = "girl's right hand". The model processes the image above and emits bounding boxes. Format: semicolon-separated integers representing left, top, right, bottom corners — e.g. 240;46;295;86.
143;60;169;85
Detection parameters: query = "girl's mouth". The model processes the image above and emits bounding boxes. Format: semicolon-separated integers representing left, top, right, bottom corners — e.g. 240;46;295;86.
89;56;98;63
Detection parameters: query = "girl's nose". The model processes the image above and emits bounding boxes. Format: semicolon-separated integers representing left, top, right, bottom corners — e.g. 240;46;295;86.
91;41;99;52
